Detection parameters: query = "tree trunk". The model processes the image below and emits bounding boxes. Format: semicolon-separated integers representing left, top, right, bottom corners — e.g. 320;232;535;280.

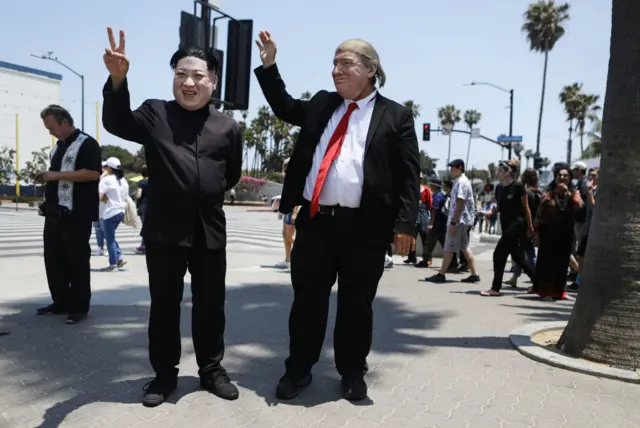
446;133;452;170
557;0;640;369
535;51;549;156
580;132;585;156
566;121;574;164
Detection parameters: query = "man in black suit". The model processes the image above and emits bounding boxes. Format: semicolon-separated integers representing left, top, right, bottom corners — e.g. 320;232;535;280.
101;28;242;407
254;31;420;401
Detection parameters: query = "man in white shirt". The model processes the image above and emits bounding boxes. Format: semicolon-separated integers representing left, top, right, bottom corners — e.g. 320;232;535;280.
426;159;480;283
254;31;420;402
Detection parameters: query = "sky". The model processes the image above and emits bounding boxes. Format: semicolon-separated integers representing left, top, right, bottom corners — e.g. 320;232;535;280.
1;0;611;172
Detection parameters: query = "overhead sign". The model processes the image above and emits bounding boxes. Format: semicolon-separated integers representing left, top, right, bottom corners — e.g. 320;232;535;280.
442;124;453;136
471;128;480;138
497;135;523;143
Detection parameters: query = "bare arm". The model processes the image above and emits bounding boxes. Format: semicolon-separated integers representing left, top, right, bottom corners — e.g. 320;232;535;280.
522;194;533;231
56;170;100;182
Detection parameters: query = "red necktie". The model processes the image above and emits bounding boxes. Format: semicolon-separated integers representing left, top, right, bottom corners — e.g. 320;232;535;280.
310;102;359;217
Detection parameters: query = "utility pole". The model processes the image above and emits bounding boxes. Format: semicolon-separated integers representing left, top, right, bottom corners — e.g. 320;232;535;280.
467;82;515;159
508;89;514;159
31;53;84;131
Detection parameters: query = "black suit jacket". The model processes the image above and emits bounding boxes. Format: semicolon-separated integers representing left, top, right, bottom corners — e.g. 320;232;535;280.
254;64;420;240
102;77;242;250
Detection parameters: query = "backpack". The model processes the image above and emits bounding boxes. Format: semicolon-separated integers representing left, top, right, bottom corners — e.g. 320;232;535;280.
529;189;543;218
123;196;138;227
441;193;451;217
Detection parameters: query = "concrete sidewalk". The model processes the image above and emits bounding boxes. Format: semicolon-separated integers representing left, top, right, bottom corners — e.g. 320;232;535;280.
0;248;638;428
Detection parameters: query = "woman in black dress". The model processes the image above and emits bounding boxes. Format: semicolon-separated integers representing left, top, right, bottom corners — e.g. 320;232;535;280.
532;164;583;300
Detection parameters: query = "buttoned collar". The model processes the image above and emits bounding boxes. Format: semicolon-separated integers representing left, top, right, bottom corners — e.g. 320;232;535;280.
343;89;377;109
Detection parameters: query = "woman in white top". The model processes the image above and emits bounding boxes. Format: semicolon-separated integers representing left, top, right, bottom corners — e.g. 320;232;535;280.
93;163;108;256
99;157;129;271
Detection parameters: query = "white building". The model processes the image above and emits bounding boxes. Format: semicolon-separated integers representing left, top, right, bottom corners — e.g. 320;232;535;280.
0;60;62;178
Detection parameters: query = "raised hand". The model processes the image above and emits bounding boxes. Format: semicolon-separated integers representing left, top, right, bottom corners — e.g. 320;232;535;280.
103;27;129;81
255;30;277;68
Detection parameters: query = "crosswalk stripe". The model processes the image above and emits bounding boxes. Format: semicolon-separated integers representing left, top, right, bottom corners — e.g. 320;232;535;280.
0;211;285;258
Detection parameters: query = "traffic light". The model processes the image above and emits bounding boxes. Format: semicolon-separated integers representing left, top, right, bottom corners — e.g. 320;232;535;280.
484;183;494;193
422;123;431;141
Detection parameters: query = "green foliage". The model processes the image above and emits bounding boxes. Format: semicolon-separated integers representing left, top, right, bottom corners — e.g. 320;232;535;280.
19;147;50;184
0;146;16;185
522;1;570;53
419;150;437;175
437;105;461;127
99;145;145;173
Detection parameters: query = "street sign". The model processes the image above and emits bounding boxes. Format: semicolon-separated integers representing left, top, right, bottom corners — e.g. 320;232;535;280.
497;135;523;143
471;128;480;139
442;124;453;135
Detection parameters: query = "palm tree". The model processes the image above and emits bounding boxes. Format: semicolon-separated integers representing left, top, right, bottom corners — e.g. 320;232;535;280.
403;100;421;119
522;0;570;157
463;109;482;167
558;0;640;368
582;115;602;158
437;105;461;168
559;82;583;162
524;149;534;167
541;157;551;168
575;94;601;155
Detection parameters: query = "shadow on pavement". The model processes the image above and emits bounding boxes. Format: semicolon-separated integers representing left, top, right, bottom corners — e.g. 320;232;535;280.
0;282;448;427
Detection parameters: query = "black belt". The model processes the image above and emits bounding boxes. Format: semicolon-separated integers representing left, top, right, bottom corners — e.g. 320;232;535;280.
316;204;358;217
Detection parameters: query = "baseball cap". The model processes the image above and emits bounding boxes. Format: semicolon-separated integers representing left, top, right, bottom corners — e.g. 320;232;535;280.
448;159;465;169
105;157;121;169
429;177;442;187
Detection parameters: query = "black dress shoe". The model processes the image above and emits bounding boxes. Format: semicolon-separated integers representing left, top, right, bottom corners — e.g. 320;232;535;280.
276;373;312;400
65;313;87;324
201;370;239;401
142;375;178;407
340;375;367;401
36;304;68;315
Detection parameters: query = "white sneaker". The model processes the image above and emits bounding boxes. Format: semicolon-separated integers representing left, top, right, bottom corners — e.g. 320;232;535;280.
274;261;290;269
95;249;104;256
384;255;394;268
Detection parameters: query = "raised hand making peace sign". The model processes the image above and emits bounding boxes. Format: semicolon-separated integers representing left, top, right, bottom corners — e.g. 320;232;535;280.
103;27;129;82
255;30;277;68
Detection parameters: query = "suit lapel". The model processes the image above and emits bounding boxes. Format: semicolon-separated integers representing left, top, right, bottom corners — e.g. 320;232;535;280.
364;94;387;158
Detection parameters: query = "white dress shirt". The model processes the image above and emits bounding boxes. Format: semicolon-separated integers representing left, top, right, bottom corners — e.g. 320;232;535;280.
302;90;377;208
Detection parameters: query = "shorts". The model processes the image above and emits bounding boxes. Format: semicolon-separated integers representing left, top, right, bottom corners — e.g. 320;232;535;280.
283;212;294;225
577;234;589;257
443;224;470;253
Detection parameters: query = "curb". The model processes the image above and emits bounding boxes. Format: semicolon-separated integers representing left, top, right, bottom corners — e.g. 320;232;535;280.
509;321;640;384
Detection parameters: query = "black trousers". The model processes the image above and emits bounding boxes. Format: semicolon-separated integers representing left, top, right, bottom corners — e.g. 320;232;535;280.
43;216;92;313
424;226;460;267
491;222;536;292
407;227;428;261
286;209;386;378
145;234;226;378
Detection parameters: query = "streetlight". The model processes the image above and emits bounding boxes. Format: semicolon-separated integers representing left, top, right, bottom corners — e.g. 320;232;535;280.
31;52;84;131
466;81;515;159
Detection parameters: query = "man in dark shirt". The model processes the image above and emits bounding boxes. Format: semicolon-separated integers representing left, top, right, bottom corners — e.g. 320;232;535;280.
101;28;242;407
135;165;148;254
36;105;102;324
